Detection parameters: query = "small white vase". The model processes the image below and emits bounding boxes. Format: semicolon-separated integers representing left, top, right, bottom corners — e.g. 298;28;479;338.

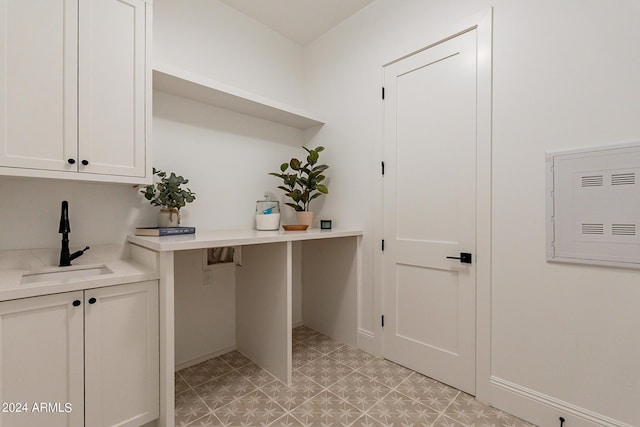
296;211;314;227
158;208;180;227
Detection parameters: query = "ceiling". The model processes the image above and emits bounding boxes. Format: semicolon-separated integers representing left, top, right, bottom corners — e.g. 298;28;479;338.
218;0;375;45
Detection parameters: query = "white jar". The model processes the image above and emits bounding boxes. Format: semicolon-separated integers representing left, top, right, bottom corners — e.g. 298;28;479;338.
255;196;280;230
256;213;280;230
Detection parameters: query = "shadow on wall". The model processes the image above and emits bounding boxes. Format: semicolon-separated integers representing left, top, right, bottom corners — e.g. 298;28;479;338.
152;89;306;148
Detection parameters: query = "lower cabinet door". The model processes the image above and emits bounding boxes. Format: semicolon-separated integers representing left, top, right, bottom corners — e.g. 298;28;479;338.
84;280;159;427
0;291;84;427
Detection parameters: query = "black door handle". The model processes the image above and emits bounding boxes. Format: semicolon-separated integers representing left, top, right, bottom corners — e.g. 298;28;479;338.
446;252;472;264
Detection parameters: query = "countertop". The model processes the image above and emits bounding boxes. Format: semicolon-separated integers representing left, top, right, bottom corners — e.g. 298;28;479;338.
0;244;159;301
127;228;363;252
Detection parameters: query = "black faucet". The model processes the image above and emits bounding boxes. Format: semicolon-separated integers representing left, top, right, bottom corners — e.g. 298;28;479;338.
59;201;89;267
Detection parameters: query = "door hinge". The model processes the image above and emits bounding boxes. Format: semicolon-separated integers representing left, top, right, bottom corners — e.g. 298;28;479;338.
381;239;385;251
381;161;385;175
381;315;385;327
382;87;385;100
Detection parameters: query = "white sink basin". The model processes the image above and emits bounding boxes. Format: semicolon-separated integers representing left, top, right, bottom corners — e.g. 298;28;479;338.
21;265;113;285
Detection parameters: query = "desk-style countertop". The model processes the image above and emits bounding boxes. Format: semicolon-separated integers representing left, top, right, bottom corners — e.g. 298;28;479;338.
127;228;363;252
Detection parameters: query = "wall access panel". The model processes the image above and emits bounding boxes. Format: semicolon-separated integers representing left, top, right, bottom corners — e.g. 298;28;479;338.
546;142;640;269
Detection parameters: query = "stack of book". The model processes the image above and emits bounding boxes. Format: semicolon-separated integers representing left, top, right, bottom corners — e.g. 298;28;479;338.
134;226;196;236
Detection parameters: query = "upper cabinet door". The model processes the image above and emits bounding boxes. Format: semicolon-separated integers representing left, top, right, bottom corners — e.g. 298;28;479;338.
0;0;78;172
78;0;148;178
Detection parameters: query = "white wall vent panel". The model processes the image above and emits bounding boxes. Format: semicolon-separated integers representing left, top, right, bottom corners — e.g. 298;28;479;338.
546;142;640;269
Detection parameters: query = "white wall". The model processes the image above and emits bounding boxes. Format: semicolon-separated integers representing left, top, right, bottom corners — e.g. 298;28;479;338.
1;0;307;252
0;177;155;251
152;0;314;231
0;0;309;367
491;2;640;425
152;91;305;230
173;249;235;367
153;0;305;107
153;91;308;364
304;0;640;426
303;0;491;354
152;0;311;366
4;0;638;424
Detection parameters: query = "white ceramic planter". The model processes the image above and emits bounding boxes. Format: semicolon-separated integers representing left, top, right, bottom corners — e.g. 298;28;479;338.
296;211;314;227
158;208;180;227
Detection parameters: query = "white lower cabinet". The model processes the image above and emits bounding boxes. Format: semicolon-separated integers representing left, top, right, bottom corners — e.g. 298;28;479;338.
0;291;84;427
85;281;159;427
0;280;159;427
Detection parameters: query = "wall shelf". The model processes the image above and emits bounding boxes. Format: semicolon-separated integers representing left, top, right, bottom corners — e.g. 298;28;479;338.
153;63;325;130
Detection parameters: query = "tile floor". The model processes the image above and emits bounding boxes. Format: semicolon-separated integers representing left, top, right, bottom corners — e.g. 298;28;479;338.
175;326;536;427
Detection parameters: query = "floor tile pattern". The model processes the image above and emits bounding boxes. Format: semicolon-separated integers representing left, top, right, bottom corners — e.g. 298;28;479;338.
176;326;536;427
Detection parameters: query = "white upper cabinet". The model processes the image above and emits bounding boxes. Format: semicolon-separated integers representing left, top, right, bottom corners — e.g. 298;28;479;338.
0;0;151;184
78;0;148;178
0;0;78;173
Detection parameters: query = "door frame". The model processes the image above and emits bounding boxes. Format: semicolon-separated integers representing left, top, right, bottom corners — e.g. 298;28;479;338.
374;8;493;402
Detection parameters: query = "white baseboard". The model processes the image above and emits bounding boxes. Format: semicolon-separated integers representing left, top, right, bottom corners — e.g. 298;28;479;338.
357;328;379;356
292;320;304;329
175;345;236;371
490;376;633;427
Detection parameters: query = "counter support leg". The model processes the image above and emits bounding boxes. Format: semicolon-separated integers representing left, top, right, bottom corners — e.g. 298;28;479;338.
236;242;292;385
159;251;175;426
302;237;358;347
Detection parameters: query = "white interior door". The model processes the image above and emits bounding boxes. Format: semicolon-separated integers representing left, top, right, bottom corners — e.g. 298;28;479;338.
383;29;478;394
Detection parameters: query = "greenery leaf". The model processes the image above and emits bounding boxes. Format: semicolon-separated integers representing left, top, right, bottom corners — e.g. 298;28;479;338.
269;146;329;212
140;168;196;210
306;151;318;167
285;202;304;212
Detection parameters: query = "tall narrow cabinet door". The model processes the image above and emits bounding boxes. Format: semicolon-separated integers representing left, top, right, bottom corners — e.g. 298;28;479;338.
84;281;159;427
0;0;78;172
0;292;84;427
78;0;148;177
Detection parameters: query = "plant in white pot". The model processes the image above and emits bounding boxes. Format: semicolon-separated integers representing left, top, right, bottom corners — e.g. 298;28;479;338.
269;146;328;227
140;168;196;227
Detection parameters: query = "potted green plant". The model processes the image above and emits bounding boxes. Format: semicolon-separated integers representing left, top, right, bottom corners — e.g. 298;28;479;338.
140;168;196;227
269;146;328;227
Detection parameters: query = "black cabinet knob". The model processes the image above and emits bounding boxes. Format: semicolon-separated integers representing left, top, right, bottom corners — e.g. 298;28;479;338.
72;300;81;307
81;160;89;166
68;159;76;164
88;297;97;304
